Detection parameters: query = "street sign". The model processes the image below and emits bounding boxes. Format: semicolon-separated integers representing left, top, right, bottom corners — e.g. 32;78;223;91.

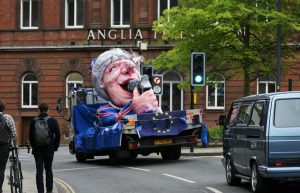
152;74;163;95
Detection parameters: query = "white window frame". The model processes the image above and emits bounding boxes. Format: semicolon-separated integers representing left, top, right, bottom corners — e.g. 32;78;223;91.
158;70;183;111
20;0;38;29
66;73;83;108
65;0;84;29
157;0;177;21
22;73;38;108
206;80;225;110
257;79;276;94
111;0;130;28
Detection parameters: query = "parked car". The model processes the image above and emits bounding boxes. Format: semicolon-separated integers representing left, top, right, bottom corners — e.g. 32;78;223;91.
219;92;300;193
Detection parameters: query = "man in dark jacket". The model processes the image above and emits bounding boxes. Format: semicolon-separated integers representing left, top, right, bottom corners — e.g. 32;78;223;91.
29;103;61;193
0;99;17;193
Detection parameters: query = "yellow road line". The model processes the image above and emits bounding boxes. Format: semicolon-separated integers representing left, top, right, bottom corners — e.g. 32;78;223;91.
54;177;76;193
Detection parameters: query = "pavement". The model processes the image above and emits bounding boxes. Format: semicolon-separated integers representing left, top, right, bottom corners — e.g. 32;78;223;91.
181;145;223;156
2;169;72;193
2;145;222;193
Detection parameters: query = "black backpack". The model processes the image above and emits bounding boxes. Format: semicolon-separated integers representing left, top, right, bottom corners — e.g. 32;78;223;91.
0;114;10;144
34;116;52;146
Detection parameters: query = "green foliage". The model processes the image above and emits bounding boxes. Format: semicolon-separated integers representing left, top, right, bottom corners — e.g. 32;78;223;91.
150;0;300;95
208;126;224;139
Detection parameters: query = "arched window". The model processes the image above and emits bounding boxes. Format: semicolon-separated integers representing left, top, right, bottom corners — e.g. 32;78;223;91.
206;77;225;110
22;73;38;108
66;73;83;107
159;70;183;111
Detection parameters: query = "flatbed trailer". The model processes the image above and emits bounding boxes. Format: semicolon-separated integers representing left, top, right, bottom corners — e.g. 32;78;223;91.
65;88;202;162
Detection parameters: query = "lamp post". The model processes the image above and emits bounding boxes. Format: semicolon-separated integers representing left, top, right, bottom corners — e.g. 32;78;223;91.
276;0;281;91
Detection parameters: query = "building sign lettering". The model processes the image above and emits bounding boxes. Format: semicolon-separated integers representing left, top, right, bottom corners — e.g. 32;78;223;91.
87;29;158;40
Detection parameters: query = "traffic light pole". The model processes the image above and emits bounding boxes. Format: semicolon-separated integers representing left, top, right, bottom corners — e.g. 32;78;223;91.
190;85;194;109
276;0;281;91
190;84;194;153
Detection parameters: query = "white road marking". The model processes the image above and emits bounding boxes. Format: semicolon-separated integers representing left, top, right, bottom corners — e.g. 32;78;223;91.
163;173;195;184
182;156;223;160
124;166;151;172
206;187;223;193
53;166;101;172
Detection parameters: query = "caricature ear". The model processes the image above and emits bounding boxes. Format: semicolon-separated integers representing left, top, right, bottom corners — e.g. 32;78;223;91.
99;81;104;88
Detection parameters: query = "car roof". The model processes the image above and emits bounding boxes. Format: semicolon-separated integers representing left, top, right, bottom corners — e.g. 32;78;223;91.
233;91;300;103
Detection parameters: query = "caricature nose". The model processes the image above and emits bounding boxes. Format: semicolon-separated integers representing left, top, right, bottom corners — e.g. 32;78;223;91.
121;62;135;74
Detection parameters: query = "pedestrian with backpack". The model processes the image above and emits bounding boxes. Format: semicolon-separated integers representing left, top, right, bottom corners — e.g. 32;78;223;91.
0;99;17;193
29;103;61;193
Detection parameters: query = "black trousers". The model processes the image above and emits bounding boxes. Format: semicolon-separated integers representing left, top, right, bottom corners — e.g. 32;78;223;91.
0;150;9;193
34;152;54;193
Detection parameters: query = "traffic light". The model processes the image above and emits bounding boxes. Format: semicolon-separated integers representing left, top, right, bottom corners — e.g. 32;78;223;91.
142;66;153;82
152;74;163;95
191;52;205;86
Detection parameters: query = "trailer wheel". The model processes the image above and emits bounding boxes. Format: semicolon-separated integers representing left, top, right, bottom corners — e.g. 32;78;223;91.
130;152;138;159
161;146;181;160
109;152;118;163
76;152;86;162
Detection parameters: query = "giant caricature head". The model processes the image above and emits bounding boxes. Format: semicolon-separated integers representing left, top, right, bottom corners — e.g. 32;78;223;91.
92;48;143;107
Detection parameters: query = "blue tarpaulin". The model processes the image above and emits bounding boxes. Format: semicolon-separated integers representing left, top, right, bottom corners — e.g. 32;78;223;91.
72;104;122;152
201;122;209;147
72;104;188;151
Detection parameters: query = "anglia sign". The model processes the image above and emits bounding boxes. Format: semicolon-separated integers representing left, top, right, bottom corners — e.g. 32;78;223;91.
152;75;163;95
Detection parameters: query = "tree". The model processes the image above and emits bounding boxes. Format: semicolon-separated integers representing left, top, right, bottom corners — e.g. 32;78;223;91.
150;0;300;96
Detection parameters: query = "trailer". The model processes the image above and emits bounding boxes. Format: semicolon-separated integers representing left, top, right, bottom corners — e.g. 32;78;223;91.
62;88;202;162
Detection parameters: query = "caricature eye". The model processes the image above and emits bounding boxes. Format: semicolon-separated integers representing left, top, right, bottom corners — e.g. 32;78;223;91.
109;65;117;72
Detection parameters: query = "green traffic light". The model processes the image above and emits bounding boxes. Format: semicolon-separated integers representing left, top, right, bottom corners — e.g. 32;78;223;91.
191;52;205;86
195;75;202;83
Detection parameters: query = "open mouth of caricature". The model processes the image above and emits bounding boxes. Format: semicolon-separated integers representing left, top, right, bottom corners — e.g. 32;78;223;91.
120;79;140;93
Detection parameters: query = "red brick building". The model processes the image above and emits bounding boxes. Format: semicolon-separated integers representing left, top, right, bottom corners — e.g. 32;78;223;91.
0;0;299;144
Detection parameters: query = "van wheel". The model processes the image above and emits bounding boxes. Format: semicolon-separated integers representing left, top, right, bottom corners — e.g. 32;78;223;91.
225;157;241;186
251;163;266;193
76;152;86;162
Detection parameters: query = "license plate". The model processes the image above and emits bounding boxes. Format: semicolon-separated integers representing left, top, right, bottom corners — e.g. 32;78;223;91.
154;139;173;145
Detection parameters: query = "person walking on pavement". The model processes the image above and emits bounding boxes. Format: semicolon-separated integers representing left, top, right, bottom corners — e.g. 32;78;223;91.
0;99;17;193
29;103;61;193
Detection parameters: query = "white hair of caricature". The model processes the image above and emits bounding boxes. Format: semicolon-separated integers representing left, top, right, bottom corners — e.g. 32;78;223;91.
91;48;144;101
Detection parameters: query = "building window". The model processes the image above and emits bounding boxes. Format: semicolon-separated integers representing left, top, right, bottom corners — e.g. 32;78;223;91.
65;0;84;28
157;0;178;20
257;79;276;94
21;0;39;29
111;0;130;27
206;80;225;109
22;73;38;108
66;73;83;107
158;70;183;111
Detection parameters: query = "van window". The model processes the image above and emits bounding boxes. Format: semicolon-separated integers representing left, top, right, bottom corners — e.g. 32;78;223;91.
249;101;264;126
236;103;252;125
274;99;300;127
